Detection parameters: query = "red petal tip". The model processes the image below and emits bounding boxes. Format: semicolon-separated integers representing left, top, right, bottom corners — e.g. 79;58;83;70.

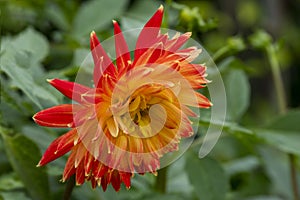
46;79;54;83
158;4;164;11
186;32;192;36
90;31;96;37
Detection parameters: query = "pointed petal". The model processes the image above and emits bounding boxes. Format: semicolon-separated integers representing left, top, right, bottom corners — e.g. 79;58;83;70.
144;5;164;28
91;177;98;189
113;20;131;73
101;173;110;191
62;148;77;181
48;79;90;103
84;152;95;176
94;162;108;179
111;170;121;191
196;92;213;108
90;31;116;87
33;104;81;127
75;160;85;185
135;42;164;66
134;5;164;60
120;172;131;189
37;129;77;166
81;88;102;104
167;32;192;52
179;112;194;137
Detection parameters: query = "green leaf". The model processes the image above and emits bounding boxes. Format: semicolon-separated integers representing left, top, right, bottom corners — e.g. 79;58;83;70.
255;129;300;156
125;0;160;20
0;192;31;200
143;194;185;200
11;27;49;62
198;117;253;135
1;46;59;108
120;16;145;31
0;173;24;191
45;4;70;31
72;0;129;38
185;152;229;200
1;28;59;108
167;156;193;196
225;69;250;120
1;128;50;200
223;156;260;176
1;60;58;108
265;109;300;132
259;147;295;199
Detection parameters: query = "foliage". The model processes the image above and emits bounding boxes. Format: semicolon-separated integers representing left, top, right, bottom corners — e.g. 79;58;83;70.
1;0;300;199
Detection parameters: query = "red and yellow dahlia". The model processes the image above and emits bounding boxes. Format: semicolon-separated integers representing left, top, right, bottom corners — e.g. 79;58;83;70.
33;5;212;191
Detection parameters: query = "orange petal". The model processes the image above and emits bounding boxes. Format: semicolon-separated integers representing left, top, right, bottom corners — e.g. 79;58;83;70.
196;92;212;108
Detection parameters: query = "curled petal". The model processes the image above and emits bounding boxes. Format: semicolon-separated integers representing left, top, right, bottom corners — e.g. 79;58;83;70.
48;79;90;103
33;104;81;127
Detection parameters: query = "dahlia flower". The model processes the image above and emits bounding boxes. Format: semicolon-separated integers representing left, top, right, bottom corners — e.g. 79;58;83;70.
33;5;212;191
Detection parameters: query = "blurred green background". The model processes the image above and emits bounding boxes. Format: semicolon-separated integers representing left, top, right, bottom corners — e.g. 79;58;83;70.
1;0;300;199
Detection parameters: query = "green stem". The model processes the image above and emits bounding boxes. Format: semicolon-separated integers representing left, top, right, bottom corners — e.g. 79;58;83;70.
266;45;287;114
63;175;75;200
154;167;168;193
266;44;299;200
212;46;230;63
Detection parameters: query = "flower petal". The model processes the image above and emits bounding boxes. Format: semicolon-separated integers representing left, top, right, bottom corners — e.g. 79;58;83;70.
90;31;116;87
167;32;192;52
196;92;213;108
111;170;121;191
134;5;164;61
33;104;81;127
76;160;85;185
113;20;131;74
48;79;90;103
37;129;77;166
135;42;164;66
120;172;131;189
62;147;77;181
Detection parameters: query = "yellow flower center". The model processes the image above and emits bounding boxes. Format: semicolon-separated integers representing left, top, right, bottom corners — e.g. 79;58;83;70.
104;83;181;155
